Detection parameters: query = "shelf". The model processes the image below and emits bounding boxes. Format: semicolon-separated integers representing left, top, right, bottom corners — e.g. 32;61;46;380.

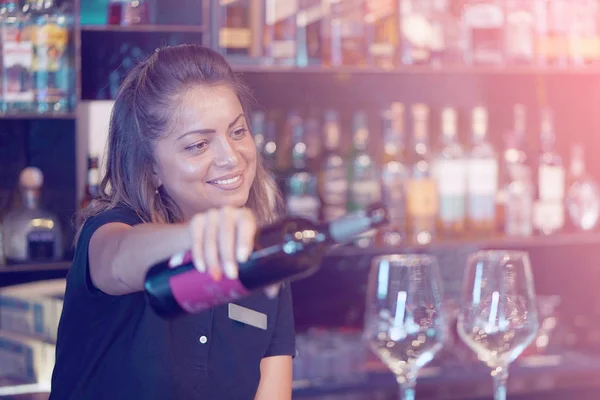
327;231;600;258
232;64;600;76
0;112;76;120
81;24;206;33
0;261;70;273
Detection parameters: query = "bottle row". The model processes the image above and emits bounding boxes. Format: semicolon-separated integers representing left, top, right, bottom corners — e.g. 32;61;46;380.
216;0;600;68
0;0;75;114
249;103;599;247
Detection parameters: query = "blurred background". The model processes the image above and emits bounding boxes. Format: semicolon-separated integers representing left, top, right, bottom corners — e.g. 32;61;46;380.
1;0;600;398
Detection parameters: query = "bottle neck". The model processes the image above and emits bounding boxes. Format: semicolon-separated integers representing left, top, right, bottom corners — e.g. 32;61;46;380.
22;188;39;210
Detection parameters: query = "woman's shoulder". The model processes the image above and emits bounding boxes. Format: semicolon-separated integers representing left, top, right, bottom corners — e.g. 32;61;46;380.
85;203;146;228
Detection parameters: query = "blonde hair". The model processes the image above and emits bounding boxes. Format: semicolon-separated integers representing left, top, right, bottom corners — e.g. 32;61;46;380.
75;45;283;244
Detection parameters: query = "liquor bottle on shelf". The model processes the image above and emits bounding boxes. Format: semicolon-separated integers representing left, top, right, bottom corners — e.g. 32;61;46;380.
0;0;33;113
504;0;536;65
462;0;505;65
567;0;600;66
432;0;464;66
214;0;263;61
407;103;438;245
251;111;267;152
565;143;600;231
145;202;389;318
348;111;380;247
400;0;435;65
502;104;532;237
81;154;100;211
433;107;466;238
365;0;398;68
466;106;498;235
285;113;320;221
322;0;367;67
319;110;348;222
264;0;297;66
2;167;63;264
296;0;323;66
533;108;564;235
379;103;407;246
24;0;72;113
304;114;322;171
538;0;569;67
504;158;533;237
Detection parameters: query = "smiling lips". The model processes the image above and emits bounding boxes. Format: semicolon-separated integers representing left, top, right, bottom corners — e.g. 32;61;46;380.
207;172;244;190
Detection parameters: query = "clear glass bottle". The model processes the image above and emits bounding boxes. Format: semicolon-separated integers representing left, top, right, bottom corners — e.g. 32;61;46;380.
498;104;529;234
533;108;564;235
24;0;72;113
285;113;320;222
348;111;380;247
380;103;408;246
505;160;533;237
466;106;498;234
538;0;569;66
433;107;467;238
318;110;348;222
567;0;600;66
264;0;298;66
2;167;63;263
462;0;505;65
0;0;33;113
505;0;536;65
407;104;438;245
400;0;435;65
565;143;600;231
431;0;465;67
322;0;367;67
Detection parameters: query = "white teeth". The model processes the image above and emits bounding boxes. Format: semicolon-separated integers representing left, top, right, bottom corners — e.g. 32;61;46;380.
211;175;241;185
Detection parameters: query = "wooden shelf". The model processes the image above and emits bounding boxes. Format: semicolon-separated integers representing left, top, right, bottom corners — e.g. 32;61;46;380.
0;112;76;120
232;64;600;76
81;24;206;33
0;261;70;273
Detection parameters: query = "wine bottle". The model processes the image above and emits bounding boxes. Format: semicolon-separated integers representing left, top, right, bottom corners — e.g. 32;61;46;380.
145;203;388;318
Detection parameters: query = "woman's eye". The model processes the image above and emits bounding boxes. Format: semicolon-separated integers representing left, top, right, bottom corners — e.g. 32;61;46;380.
231;128;248;140
185;141;208;153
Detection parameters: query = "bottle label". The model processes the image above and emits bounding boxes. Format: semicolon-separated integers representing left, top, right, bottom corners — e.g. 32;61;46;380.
27;230;55;261
219;28;252;49
32;23;69;103
351;179;381;209
406;179;438;217
539;165;564;201
287;195;320;221
533;200;564;233
506;9;534;60
435;159;467;196
320;169;348;208
2;28;34;103
168;251;250;314
467;159;498;196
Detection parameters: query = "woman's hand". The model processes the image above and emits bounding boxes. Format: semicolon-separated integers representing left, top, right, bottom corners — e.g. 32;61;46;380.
188;206;279;297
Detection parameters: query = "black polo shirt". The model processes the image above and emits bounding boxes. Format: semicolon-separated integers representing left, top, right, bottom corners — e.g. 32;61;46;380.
49;206;296;400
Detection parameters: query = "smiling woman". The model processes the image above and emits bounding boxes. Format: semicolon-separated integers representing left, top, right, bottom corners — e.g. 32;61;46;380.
49;45;295;400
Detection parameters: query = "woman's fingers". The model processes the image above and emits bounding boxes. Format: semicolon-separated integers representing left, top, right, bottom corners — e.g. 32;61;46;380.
218;207;238;280
203;208;222;281
235;208;257;264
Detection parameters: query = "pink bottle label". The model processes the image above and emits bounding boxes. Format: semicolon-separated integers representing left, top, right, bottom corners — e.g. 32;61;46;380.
168;250;250;313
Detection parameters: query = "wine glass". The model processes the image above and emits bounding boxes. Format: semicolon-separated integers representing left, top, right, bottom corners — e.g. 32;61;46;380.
363;254;447;400
457;250;540;400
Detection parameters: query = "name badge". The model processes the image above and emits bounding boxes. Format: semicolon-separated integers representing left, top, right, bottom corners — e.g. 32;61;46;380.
228;303;268;330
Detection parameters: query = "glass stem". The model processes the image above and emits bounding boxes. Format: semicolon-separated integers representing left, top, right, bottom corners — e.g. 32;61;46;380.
492;365;509;400
397;376;417;400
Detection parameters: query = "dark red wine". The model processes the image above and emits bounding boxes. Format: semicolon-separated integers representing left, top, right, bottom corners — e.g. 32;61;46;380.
145;203;388;318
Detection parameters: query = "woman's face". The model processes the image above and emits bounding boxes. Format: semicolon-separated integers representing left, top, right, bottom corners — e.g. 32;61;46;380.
153;84;257;220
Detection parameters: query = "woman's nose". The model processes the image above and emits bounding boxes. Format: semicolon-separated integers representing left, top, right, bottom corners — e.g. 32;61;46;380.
212;138;239;168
